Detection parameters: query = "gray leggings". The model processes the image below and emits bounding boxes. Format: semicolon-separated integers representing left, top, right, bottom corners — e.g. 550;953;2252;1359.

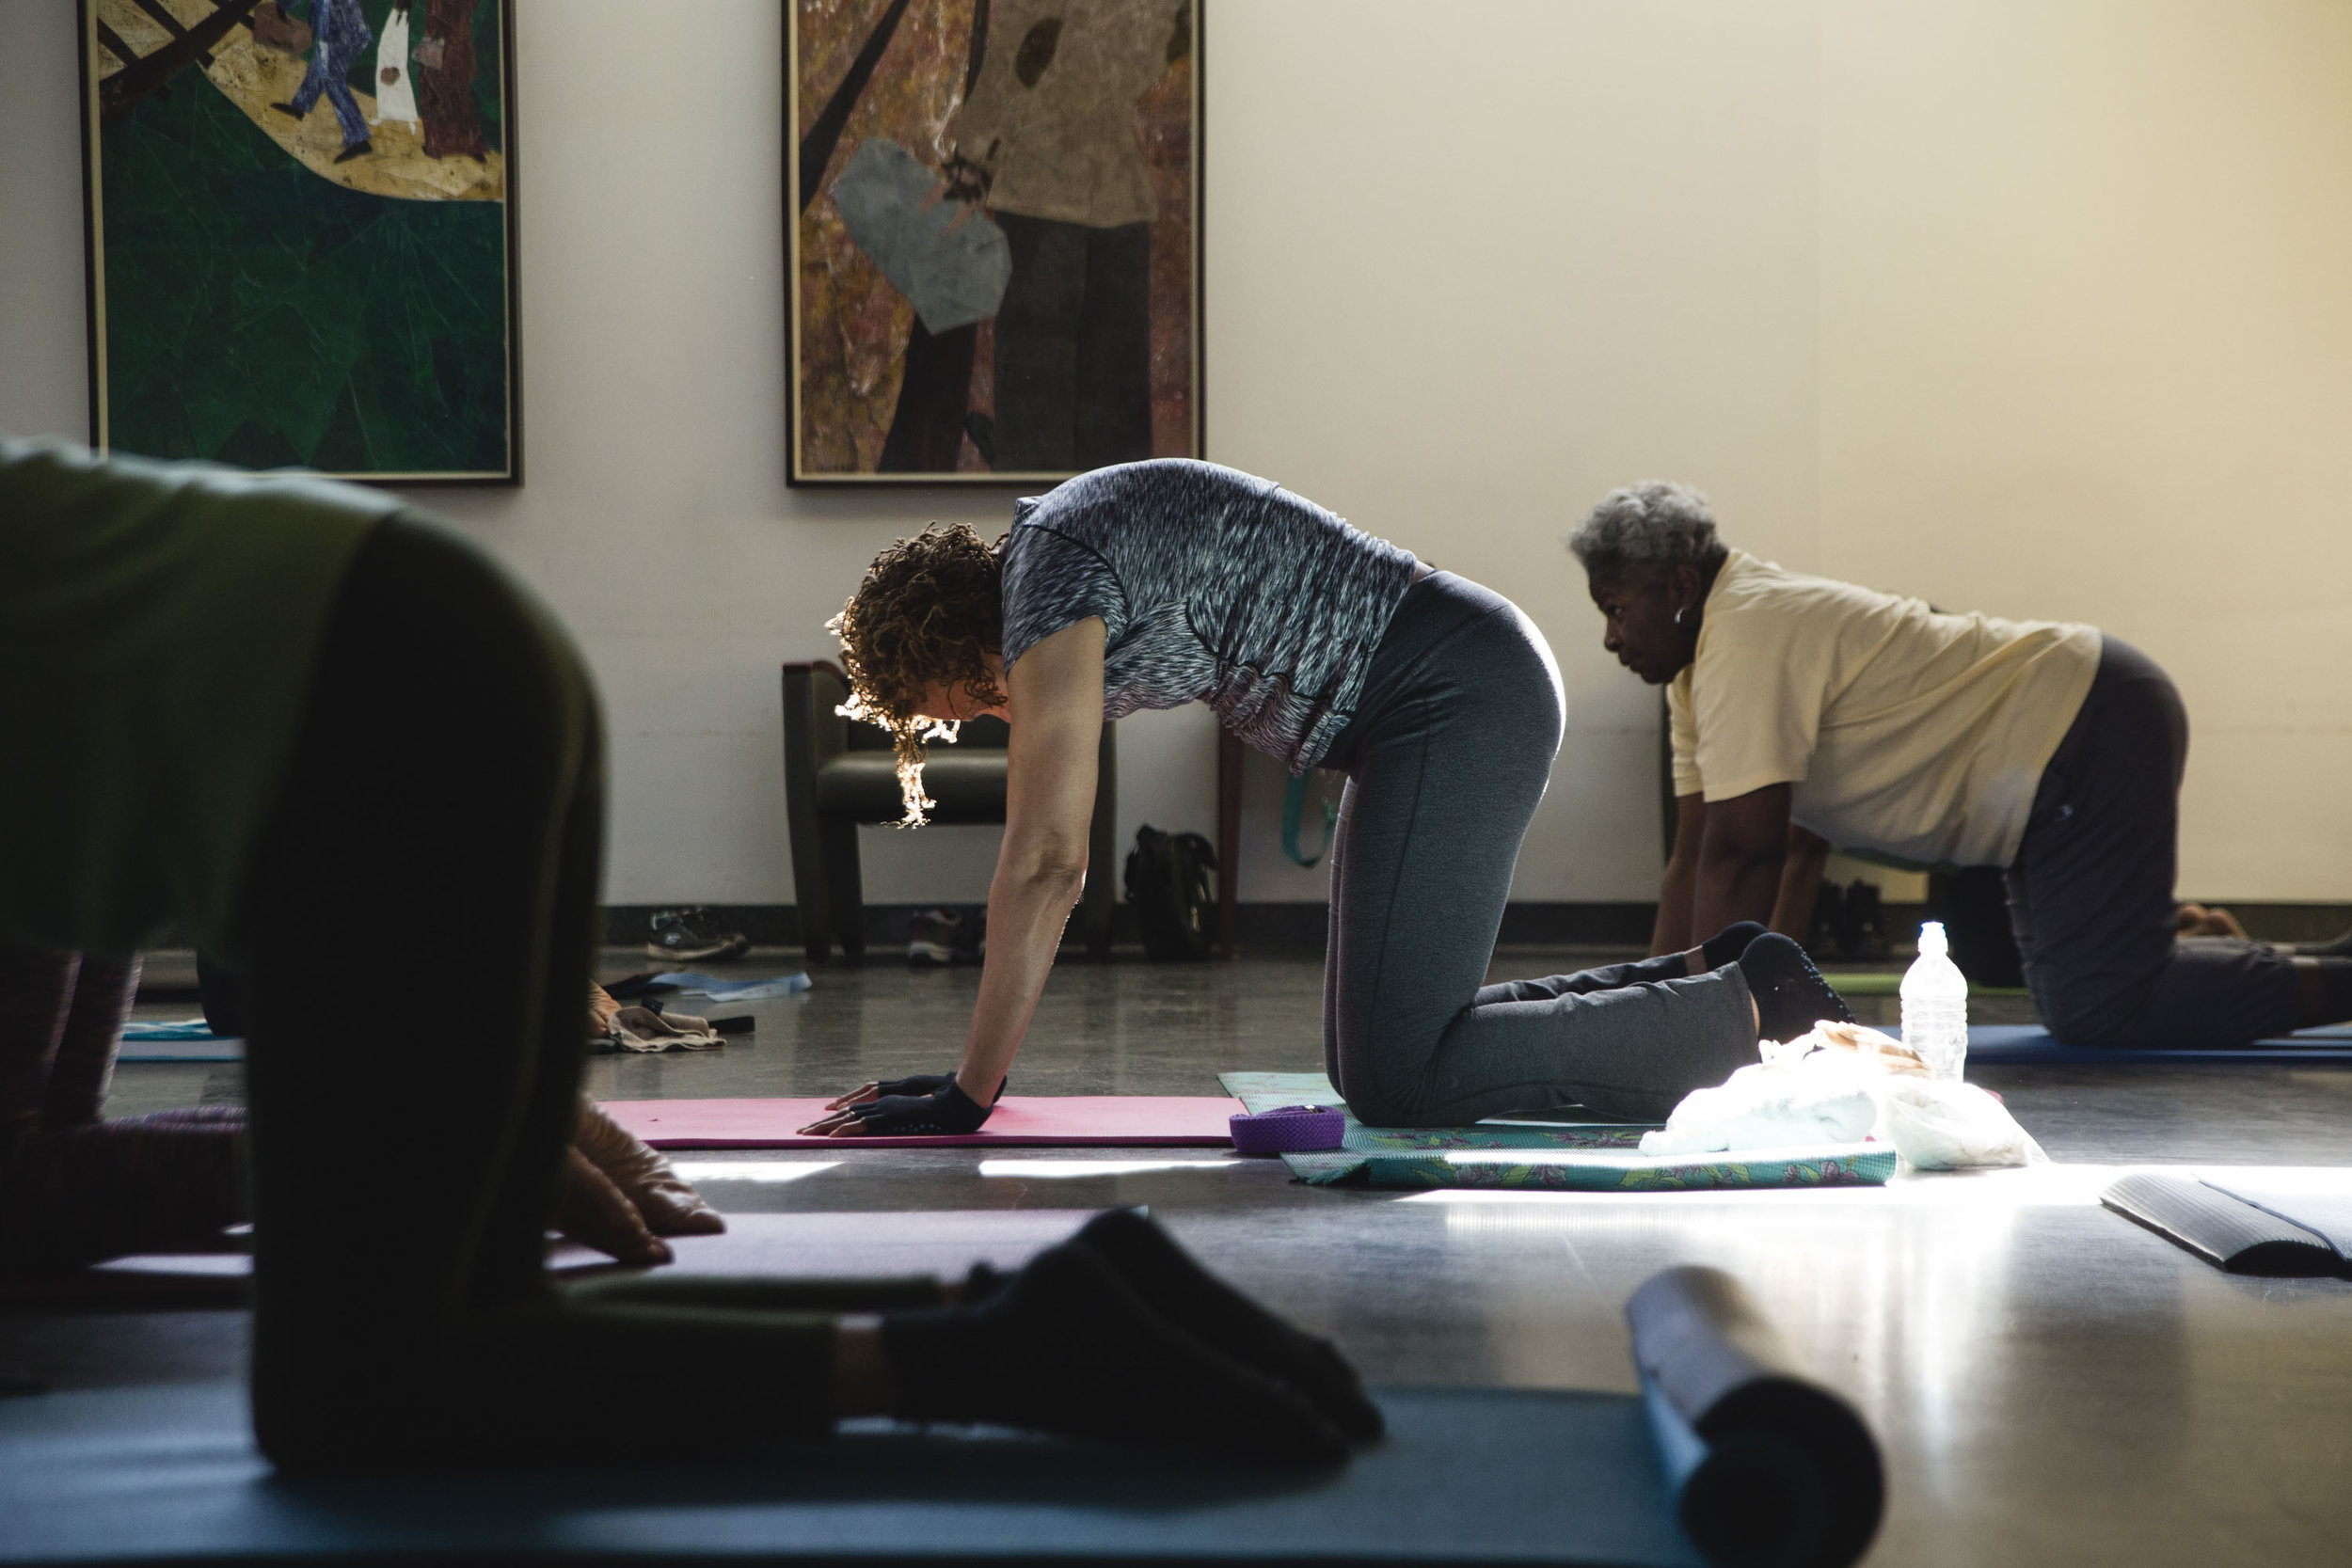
1317;573;1759;1126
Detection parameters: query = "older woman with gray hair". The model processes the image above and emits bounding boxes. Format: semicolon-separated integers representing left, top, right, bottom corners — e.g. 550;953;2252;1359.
1570;481;2352;1046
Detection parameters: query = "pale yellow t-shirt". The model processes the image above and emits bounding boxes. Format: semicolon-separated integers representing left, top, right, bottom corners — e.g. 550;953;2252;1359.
1666;550;2101;868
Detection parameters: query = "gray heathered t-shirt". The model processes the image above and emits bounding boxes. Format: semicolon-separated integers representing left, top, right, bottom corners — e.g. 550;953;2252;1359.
998;459;1420;772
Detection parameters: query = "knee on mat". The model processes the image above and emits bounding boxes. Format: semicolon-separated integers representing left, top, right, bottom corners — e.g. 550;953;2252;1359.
1569;1084;1685;1124
2032;987;2138;1046
1339;1089;1443;1131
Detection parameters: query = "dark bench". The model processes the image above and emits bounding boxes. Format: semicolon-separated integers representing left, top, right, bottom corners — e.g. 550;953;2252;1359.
781;660;1116;963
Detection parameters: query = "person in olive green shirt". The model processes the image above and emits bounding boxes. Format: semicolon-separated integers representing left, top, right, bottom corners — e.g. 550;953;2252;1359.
0;436;1373;1471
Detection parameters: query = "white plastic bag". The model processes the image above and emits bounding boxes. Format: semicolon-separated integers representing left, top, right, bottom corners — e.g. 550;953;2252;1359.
1638;1064;1877;1154
1640;1020;2043;1168
1878;1077;2046;1169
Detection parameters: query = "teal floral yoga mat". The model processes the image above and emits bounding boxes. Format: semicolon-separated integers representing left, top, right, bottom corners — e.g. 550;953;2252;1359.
1216;1072;1897;1192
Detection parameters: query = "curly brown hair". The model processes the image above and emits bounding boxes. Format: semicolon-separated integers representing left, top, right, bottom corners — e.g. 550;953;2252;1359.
827;522;1008;826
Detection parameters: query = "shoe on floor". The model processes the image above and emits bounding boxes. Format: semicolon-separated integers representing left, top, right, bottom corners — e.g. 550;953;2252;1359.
909;908;981;967
646;907;749;963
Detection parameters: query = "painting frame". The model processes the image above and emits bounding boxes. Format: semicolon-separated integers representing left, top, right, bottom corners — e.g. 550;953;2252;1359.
785;0;1203;487
77;0;525;488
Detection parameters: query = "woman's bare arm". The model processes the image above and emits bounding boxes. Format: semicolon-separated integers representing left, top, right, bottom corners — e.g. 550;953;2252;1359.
948;619;1108;1104
1651;793;1706;955
1691;783;1792;942
1770;824;1834;939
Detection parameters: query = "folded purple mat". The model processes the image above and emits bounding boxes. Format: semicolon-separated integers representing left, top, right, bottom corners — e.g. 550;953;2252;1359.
1230;1104;1346;1154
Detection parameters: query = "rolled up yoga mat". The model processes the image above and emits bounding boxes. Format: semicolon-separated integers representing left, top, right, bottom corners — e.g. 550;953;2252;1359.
1229;1103;1346;1154
1628;1266;1883;1568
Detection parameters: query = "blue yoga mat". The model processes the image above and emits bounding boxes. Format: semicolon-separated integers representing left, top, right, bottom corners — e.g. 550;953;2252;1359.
0;1380;1704;1568
647;971;812;1002
1952;1023;2352;1066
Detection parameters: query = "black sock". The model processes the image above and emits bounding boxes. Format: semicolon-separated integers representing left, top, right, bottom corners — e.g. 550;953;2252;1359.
1736;932;1854;1043
1073;1209;1383;1440
880;1243;1348;1461
2296;927;2352;959
1699;921;1769;972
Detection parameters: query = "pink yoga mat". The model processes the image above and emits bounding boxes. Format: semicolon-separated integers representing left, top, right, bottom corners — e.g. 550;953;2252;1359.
601;1095;1244;1149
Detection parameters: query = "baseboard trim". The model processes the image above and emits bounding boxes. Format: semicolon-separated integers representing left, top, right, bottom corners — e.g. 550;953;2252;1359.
601;902;1665;952
604;899;2352;957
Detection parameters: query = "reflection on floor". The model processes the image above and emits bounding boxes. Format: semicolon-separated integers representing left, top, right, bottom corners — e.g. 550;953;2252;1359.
94;946;2352;1567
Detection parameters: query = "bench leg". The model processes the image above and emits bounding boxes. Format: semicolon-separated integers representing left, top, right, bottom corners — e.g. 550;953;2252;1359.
818;813;866;963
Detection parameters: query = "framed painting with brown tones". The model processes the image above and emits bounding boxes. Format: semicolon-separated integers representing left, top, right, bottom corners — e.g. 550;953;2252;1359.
787;0;1201;484
78;1;522;483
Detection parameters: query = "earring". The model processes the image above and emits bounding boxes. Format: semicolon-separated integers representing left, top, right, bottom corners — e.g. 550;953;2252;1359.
1673;608;1685;626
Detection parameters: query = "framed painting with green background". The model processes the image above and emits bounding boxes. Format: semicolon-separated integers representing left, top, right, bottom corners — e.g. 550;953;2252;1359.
79;0;521;483
788;0;1201;484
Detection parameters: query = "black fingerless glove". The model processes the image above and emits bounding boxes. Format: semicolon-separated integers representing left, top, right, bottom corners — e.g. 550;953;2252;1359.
851;1081;993;1135
871;1072;1008;1101
870;1072;957;1100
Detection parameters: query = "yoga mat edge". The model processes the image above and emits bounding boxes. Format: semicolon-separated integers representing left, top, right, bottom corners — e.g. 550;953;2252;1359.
602;1096;1244;1149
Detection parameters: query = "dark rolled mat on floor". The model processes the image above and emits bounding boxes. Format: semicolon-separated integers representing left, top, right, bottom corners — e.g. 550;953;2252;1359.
0;1261;1882;1568
2102;1174;2352;1276
1630;1267;1884;1568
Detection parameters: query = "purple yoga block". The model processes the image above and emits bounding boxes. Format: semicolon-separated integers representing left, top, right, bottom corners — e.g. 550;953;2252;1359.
1230;1104;1347;1154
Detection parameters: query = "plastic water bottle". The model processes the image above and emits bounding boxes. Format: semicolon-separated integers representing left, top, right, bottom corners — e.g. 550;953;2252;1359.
1900;922;1970;1080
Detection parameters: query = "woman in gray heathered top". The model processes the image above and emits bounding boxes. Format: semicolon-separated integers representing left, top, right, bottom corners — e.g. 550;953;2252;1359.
803;460;1855;1137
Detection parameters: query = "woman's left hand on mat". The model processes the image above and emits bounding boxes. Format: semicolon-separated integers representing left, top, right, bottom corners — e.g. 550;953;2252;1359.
812;1072;1007;1130
799;1081;994;1138
796;1106;873;1136
820;1070;965;1113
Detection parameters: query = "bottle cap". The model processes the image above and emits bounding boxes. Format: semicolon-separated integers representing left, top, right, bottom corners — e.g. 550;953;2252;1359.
1917;921;1948;957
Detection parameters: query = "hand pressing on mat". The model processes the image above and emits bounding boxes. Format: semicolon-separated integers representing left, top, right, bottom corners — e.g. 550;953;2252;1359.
799;1077;994;1137
805;1072;1009;1136
556;1147;672;1267
575;1094;726;1236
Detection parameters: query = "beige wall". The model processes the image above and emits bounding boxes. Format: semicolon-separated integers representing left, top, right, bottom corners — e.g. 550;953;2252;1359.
5;2;2346;907
1815;0;2352;900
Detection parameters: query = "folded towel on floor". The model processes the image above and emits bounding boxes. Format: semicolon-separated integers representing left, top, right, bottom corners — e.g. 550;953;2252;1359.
596;1005;723;1054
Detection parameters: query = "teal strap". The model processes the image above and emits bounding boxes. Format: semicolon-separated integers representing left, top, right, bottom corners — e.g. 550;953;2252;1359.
1281;770;1341;867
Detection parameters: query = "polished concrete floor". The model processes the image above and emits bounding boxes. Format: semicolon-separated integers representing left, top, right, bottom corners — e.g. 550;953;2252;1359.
69;947;2352;1564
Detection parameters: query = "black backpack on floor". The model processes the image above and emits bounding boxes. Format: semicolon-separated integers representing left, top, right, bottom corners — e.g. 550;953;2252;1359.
1124;825;1218;962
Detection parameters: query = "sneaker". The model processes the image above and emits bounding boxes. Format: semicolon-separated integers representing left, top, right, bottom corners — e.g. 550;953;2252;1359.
646;908;749;963
908;908;981;967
